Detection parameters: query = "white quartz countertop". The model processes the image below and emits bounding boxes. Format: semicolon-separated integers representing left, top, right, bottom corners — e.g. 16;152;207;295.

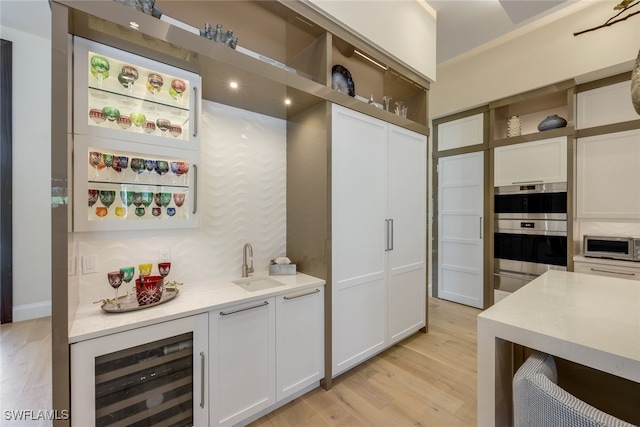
69;272;325;343
478;270;640;382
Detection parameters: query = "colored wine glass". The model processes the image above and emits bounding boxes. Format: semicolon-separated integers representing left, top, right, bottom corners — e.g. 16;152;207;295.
130;112;146;132
173;193;185;208
102;153;114;181
130;158;145;182
102;106;120;128
169;124;182;138
88;189;99;220
154;160;169;184
117;115;132;130
178;161;189;185
118;65;139;94
120;266;135;300
146;73;163;94
138;263;153;279
156;118;170;137
144;120;156;134
107;271;124;301
89;151;102;179
99;190;116;211
145;160;156;183
170;161;180;184
152;207;162;218
90;55;110;88
140;192;153;211
158;262;171;279
170;79;186;102
89;108;106;126
117;156;129;181
115;206;126;220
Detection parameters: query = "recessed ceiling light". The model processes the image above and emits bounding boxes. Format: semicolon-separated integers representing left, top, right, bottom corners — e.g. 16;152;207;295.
284;98;292;106
129;21;140;30
229;81;238;89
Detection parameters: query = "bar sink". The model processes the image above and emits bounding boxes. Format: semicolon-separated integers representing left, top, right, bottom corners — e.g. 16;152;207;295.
233;277;284;292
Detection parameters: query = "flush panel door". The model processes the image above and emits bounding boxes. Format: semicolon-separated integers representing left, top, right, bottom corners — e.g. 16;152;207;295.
386;124;426;344
494;137;567;186
331;105;387;377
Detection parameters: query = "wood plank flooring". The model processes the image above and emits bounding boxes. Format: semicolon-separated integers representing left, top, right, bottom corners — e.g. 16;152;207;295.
0;298;480;427
0;316;52;427
250;298;481;427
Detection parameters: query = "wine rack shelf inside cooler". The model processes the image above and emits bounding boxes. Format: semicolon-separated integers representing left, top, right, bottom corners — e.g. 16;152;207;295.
94;332;195;427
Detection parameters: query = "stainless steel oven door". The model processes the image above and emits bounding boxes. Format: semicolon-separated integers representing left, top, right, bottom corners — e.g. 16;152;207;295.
494;219;567;293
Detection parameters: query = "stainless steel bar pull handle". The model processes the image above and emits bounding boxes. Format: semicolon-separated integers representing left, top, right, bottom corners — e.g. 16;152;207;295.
479;216;483;239
283;288;320;300
200;351;205;408
193;164;198;214
385;219;390;251
590;268;635;276
389;219;394;251
193;86;199;137
512;180;543;185
220;301;268;316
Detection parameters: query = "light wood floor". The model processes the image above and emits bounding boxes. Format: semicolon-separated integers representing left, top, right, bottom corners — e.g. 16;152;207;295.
0;316;52;427
250;298;481;427
0;298;480;427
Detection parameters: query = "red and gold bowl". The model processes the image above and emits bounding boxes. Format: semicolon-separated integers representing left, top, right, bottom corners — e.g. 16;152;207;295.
135;275;164;306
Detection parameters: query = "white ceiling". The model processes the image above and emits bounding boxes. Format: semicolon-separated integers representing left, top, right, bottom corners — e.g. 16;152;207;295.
426;0;579;64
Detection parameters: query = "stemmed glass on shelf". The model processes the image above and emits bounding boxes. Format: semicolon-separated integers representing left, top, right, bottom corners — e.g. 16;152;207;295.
102;153;114;181
89;151;103;179
107;271;124;302
130;158;145;182
145;159;156;183
155;160;169;184
88;189;99;220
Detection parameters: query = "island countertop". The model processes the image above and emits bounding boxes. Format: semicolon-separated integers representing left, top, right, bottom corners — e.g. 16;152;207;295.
477;270;640;425
69;272;325;343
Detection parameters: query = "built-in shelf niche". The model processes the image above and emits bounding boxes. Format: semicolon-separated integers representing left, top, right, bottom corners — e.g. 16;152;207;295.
490;80;574;143
330;35;427;126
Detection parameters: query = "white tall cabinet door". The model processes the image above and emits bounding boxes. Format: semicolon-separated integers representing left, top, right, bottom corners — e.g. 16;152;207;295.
438;151;484;308
275;287;324;401
387;125;426;344
332;105;387;376
210;298;276;427
577;129;640;219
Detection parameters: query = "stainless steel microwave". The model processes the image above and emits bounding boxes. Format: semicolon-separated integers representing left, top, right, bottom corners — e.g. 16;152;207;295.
583;235;640;262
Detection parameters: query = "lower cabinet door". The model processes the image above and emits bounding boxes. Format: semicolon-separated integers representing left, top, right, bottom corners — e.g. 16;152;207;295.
275;287;324;401
210;298;276;426
70;313;209;427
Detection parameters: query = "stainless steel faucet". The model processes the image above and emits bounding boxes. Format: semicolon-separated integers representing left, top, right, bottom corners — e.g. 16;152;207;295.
241;243;254;277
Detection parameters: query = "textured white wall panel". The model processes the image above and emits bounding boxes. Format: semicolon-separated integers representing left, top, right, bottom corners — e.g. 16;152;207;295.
77;101;287;303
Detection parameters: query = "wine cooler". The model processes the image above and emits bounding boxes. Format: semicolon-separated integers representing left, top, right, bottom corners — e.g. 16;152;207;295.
71;314;208;426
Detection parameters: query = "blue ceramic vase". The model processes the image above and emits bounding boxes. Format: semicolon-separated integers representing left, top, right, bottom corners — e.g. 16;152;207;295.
537;115;567;132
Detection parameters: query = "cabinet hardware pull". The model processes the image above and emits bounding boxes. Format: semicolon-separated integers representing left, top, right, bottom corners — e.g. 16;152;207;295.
590;268;635;276
193;164;198;214
283;288;320;300
220;301;268;316
480;217;483;239
512;180;543;185
193;86;199;137
384;219;390;251
389;219;394;251
200;351;205;408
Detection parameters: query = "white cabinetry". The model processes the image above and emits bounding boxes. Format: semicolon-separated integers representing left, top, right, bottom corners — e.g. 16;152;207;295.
437;113;484;151
577;80;638;129
275;287;324;401
331;105;426;376
494;137;567;186
70;313;209;426
574;258;640;281
210;299;276;427
576;129;640;219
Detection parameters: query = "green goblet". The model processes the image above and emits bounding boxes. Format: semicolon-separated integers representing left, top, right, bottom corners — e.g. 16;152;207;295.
120;266;135;301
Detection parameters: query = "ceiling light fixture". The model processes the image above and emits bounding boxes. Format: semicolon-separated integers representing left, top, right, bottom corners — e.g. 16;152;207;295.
284;98;292;106
129;21;140;30
353;49;388;70
229;81;238;89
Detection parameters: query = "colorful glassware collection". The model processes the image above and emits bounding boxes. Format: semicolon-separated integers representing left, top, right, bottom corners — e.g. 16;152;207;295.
88;189;187;221
88;151;189;185
90;54;187;100
88;108;183;138
107;262;171;306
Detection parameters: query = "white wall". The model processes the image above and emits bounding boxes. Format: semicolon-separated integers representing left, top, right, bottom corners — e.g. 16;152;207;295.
75;102;287;304
0;1;53;321
430;0;640;118
307;0;437;82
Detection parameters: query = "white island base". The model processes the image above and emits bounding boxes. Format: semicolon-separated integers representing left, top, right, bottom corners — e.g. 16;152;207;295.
478;270;640;426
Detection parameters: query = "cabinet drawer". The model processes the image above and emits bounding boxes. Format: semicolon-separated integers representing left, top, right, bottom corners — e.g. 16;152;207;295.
574;261;640;281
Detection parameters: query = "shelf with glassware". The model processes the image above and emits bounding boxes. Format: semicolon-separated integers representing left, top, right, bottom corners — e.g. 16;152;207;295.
74;135;198;232
73;36;201;150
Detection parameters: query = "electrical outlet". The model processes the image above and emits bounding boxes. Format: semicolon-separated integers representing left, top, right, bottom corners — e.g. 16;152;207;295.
68;256;77;276
82;255;98;274
158;248;171;262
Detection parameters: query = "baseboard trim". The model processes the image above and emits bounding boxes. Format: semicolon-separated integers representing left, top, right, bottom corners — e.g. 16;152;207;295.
12;300;51;322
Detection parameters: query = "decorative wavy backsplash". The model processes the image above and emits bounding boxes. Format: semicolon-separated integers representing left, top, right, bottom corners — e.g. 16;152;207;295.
77;101;287;302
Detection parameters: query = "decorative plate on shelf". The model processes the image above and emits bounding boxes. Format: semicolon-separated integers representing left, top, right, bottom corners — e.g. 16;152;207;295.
332;64;355;97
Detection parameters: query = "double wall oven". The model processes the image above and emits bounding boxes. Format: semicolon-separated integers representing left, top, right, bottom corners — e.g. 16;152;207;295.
494;182;568;294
